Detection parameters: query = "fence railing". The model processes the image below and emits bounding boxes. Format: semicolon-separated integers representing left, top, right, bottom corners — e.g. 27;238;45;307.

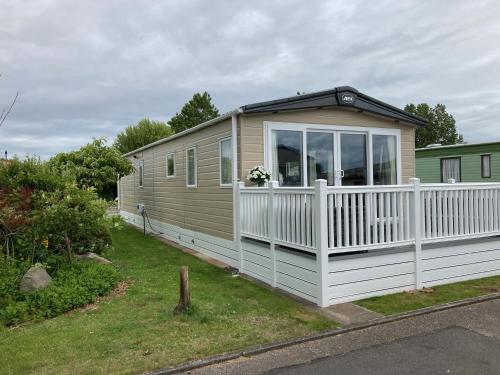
237;179;500;255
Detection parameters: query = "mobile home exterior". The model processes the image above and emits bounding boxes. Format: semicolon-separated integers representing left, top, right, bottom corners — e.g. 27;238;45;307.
416;142;500;183
119;87;500;307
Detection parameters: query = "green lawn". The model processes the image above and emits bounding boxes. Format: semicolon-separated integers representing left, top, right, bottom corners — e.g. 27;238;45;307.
0;226;336;375
356;275;500;315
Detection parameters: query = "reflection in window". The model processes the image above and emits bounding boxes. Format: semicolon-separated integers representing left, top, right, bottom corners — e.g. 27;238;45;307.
307;132;334;186
272;130;302;186
341;133;367;186
373;135;397;185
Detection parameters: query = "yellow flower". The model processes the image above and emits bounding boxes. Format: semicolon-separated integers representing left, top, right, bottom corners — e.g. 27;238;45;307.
41;238;49;249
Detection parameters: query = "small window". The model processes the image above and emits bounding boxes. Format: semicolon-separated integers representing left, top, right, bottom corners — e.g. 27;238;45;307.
166;153;175;178
138;160;144;187
186;147;197;187
440;157;461;182
219;138;232;186
481;154;491;178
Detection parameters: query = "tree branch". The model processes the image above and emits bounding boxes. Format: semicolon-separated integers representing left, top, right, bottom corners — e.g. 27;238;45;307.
0;91;19;127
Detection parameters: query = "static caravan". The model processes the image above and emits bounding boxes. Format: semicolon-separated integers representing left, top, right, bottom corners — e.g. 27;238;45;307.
119;87;500;307
416;141;500;183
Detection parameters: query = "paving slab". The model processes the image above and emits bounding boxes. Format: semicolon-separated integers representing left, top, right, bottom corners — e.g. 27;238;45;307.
321;302;383;325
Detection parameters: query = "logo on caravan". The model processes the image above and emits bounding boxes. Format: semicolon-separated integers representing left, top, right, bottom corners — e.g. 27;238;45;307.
340;93;355;104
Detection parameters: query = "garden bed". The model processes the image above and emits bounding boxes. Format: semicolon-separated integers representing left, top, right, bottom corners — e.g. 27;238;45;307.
0;259;121;326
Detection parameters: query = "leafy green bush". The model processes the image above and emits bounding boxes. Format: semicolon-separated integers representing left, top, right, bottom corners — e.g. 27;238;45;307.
1;158;123;263
0;260;121;326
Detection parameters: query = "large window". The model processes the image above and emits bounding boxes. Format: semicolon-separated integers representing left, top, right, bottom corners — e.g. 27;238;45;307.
220;138;232;186
138;160;144;187
373;135;397;185
481;154;491;178
186;147;197;187
166;153;175;178
268;123;400;187
272;130;303;186
441;157;461;182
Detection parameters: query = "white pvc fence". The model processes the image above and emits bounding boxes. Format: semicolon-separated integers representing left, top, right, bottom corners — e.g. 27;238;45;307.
238;179;500;255
237;178;500;306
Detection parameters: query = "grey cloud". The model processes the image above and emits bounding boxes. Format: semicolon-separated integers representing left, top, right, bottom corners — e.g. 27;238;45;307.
1;0;500;159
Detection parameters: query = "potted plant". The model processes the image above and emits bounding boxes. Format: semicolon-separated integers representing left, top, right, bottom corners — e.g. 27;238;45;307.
247;166;271;187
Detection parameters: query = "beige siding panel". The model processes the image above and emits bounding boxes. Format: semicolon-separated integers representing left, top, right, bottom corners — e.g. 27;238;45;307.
120;119;234;240
239;108;416;182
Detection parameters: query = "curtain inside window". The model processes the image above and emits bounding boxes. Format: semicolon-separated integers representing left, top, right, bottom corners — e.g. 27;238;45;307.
373;135;397;185
441;158;460;182
187;149;196;185
220;139;232;184
482;155;491;178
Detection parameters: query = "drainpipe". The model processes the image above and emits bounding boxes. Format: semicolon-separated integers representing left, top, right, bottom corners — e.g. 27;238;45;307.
232;110;243;270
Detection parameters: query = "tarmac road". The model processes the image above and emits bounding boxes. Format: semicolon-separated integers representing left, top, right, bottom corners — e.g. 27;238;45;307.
188;299;500;375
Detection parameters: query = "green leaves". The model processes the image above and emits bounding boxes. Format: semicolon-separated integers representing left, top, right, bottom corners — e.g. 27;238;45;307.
49;138;134;200
405;103;464;148
113;118;172;154
168;92;220;133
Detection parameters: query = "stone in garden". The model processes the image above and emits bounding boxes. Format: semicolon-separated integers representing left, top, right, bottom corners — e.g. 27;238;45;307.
20;267;52;292
75;252;112;265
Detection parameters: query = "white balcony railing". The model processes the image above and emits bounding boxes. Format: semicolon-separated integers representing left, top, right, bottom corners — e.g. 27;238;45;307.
237;179;500;255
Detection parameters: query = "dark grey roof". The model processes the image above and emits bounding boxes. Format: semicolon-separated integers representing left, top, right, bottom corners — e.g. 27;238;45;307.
241;86;427;126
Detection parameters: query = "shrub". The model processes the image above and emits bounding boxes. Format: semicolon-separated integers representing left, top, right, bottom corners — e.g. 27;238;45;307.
0;158;123;263
0;261;121;326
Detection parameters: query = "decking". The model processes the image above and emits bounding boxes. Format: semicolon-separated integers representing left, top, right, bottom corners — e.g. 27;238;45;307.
236;179;500;306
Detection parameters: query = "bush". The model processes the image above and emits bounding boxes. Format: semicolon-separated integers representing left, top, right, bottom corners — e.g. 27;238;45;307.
0;158;123;263
0;260;121;326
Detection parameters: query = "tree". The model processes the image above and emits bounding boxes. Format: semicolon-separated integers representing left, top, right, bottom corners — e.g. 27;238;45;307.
168;92;220;134
114;118;172;154
404;103;464;148
49;138;133;200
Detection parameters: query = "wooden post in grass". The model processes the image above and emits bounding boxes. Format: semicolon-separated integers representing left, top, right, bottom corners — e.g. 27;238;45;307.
174;266;191;314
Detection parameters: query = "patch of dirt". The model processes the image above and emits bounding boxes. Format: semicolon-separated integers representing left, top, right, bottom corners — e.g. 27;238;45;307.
408;287;434;294
66;280;131;315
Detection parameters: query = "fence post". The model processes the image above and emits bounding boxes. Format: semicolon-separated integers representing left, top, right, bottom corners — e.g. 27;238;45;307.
268;181;278;287
314;179;329;307
410;178;423;289
234;181;245;272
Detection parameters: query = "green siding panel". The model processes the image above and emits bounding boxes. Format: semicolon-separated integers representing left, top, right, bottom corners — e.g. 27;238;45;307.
416;144;500;183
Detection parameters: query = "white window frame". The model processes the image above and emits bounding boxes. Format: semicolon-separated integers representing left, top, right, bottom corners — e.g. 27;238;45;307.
219;137;233;187
138;159;144;188
166;152;175;178
263;121;402;186
186;147;197;188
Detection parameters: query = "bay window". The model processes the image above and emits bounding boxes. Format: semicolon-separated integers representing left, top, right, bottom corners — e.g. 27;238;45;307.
267;123;400;187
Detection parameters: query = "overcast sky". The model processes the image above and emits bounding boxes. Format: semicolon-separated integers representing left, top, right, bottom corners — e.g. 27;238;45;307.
1;0;500;159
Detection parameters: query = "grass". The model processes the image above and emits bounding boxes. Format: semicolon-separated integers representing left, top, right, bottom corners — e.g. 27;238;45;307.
356;275;500;315
0;226;336;375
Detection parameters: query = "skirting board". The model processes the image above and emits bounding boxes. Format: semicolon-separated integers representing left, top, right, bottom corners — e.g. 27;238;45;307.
120;210;239;268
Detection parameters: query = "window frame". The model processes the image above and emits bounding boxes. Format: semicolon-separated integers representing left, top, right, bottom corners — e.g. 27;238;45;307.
481;154;491;178
138;159;144;188
440;156;461;183
219;137;233;187
186;147;197;188
264;121;401;186
166;152;176;178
